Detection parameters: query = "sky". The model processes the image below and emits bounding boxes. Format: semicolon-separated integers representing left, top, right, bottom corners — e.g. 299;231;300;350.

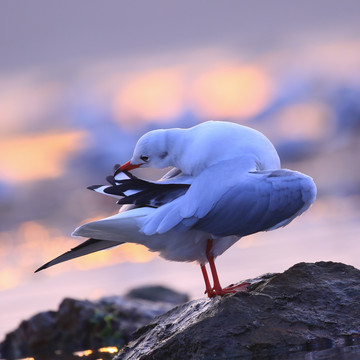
0;0;360;344
1;1;360;72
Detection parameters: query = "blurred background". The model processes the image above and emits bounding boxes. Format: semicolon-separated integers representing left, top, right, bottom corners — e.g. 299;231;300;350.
1;0;360;341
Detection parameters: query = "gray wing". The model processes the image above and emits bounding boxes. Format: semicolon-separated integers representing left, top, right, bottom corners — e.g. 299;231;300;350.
194;169;316;237
142;167;316;236
35;238;121;272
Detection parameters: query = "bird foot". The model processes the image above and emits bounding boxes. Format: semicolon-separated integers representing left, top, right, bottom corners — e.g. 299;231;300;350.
205;282;250;298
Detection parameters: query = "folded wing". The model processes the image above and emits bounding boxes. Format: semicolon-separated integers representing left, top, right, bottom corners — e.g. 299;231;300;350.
195;169;316;237
141;166;316;237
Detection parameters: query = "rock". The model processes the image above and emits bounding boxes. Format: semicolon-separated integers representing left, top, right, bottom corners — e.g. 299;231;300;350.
125;285;189;305
0;293;176;359
115;262;360;360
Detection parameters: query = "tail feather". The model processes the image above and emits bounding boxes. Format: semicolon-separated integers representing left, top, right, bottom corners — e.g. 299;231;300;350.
34;238;121;272
72;207;153;242
35;170;170;273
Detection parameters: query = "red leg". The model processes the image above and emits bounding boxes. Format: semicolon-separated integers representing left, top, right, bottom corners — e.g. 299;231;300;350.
200;264;213;297
204;239;248;297
206;241;223;294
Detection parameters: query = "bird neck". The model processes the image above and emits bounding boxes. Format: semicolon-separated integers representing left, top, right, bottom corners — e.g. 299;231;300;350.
166;128;198;175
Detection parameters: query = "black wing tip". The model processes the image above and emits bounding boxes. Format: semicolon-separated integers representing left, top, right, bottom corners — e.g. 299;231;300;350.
34;238;122;273
34;263;50;273
104;186;124;196
87;184;102;191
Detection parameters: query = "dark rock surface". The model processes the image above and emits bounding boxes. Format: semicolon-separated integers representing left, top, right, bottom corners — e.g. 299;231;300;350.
3;263;360;360
0;286;185;359
115;262;360;360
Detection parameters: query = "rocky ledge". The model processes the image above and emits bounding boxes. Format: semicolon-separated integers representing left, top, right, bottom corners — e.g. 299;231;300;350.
116;262;360;360
2;262;360;360
0;285;188;359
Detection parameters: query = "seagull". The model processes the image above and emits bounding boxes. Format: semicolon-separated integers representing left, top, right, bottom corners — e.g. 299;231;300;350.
36;121;317;297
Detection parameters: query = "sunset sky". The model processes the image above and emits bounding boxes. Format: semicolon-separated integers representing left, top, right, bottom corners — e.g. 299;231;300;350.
1;0;360;342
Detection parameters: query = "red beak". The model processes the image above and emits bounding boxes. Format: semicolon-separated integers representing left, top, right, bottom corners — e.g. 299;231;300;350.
114;160;141;176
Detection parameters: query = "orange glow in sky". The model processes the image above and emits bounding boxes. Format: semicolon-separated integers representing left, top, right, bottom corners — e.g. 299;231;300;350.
0;131;88;183
0;267;21;291
0;79;64;135
74;243;155;271
0;220;156;291
114;68;184;125
191;65;273;119
112;64;273;126
274;102;334;141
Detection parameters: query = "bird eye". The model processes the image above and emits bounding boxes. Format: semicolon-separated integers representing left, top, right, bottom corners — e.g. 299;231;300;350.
159;151;168;159
140;155;149;162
